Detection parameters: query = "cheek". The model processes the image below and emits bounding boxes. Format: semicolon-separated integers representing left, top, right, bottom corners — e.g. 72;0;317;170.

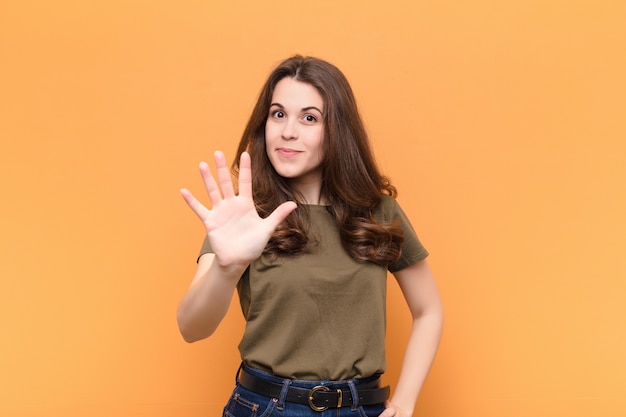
315;130;325;159
264;125;274;148
265;122;280;144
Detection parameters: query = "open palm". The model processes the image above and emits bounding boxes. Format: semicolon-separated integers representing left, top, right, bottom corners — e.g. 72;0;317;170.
180;151;296;268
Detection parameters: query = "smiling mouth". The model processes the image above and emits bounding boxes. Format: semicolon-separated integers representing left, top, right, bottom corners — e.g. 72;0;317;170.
277;148;302;157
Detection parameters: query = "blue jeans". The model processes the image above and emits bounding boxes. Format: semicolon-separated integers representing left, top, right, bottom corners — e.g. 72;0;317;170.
222;365;387;417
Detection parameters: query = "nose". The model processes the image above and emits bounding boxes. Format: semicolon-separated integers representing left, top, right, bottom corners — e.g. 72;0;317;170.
281;119;298;140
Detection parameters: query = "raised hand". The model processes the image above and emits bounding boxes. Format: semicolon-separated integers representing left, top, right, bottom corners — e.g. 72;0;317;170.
180;151;297;269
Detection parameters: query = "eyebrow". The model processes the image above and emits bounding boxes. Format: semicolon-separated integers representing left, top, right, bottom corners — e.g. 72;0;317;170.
270;103;323;114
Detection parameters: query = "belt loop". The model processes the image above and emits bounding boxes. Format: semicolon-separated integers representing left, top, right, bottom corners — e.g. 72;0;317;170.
277;377;291;410
347;380;359;411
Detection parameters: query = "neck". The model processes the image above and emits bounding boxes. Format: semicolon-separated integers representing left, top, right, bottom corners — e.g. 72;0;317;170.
293;181;326;205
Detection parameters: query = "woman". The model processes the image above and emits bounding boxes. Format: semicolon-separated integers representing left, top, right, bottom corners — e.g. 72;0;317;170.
178;55;443;417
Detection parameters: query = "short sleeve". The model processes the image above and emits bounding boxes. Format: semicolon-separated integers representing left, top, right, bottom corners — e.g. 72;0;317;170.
382;197;429;272
197;235;213;263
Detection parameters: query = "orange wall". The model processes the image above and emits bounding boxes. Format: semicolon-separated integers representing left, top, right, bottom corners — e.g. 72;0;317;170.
1;1;625;416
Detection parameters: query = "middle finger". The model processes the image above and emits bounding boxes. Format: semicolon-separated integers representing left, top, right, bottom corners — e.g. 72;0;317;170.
214;150;235;199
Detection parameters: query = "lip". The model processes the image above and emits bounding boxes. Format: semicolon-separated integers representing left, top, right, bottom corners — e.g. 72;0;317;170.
276;148;302;157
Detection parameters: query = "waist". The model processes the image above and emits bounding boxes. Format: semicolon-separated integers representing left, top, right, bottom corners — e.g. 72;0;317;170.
238;365;390;412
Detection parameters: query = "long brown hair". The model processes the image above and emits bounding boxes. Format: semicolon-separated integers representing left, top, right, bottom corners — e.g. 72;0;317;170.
233;55;404;265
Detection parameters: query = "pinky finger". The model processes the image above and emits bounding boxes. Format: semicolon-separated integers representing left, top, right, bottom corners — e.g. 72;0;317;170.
180;188;210;221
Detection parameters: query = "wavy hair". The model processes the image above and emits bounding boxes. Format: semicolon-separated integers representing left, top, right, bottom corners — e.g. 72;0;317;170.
233;55;404;265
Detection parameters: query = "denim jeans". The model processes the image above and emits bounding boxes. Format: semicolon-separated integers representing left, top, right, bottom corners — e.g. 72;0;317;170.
222;365;387;417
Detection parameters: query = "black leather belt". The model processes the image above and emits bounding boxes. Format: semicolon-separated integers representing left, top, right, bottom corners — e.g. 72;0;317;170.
239;368;390;412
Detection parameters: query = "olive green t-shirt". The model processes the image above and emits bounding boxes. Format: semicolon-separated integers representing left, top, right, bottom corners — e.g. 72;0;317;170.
198;195;428;380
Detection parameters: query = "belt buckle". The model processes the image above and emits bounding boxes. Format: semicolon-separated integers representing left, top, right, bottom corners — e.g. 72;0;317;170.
308;385;330;412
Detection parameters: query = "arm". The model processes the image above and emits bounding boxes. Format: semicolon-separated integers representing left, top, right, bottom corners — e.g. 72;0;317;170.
177;151;296;343
382;260;443;417
176;253;245;342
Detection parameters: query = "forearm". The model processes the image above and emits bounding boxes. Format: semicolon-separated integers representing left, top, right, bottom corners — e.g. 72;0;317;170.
177;255;246;342
390;311;443;415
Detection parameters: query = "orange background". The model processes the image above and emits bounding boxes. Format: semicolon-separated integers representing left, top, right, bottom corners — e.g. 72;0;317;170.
1;1;625;416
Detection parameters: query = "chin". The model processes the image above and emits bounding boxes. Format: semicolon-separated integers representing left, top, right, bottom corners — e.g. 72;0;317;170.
272;166;300;179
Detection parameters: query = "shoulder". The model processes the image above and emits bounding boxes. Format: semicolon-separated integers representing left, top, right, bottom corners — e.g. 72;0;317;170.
375;194;400;220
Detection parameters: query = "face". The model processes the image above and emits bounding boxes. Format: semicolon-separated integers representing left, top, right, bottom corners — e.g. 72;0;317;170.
265;77;325;190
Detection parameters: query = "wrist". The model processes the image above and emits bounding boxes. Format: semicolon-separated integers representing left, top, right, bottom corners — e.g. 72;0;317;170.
212;257;249;279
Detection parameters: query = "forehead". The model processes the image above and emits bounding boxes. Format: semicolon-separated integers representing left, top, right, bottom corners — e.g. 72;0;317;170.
271;78;324;109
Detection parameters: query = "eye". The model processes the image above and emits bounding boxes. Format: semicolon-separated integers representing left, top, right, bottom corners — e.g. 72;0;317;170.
303;114;318;123
271;110;285;118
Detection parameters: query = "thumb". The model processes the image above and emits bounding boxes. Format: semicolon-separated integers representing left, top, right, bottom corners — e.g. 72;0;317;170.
265;201;298;229
378;405;399;417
